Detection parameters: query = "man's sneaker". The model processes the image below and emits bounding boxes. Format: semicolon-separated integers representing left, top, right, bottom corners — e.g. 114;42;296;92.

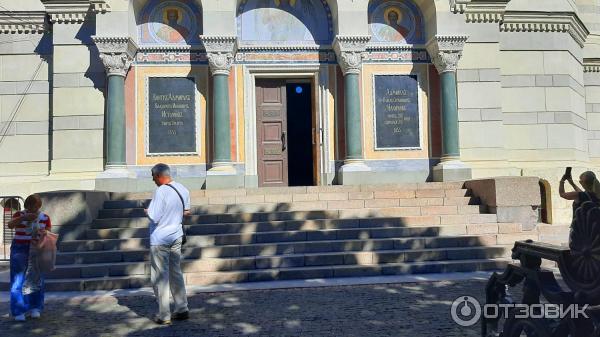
172;311;189;321
153;316;171;325
30;309;41;319
14;314;26;321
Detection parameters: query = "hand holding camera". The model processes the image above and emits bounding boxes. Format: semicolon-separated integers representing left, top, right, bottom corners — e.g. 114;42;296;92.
562;167;573;182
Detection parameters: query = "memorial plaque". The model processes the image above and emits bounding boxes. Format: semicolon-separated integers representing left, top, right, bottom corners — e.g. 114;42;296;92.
373;75;420;149
148;77;196;154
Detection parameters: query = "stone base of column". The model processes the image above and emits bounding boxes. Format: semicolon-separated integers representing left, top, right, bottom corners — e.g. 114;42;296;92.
337;160;372;185
97;166;136;179
205;164;243;190
433;160;472;182
95;166;140;192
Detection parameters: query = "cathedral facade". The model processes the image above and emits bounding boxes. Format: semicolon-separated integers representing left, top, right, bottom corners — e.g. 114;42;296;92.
0;0;599;222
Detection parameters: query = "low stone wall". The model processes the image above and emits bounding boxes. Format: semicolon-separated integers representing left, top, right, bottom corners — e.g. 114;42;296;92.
465;176;541;230
38;191;111;241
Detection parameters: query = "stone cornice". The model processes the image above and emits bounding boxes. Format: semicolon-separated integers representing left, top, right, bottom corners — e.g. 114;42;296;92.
450;0;471;14
584;58;600;72
464;0;510;23
90;0;110;14
200;36;237;76
200;35;237;54
333;35;371;75
426;35;468;74
333;35;371;53
237;44;327;51
365;44;419;52
501;12;590;47
93;36;138;77
0;11;47;34
42;0;110;24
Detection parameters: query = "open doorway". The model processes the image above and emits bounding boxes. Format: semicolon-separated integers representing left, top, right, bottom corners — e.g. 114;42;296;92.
286;82;314;186
255;79;315;187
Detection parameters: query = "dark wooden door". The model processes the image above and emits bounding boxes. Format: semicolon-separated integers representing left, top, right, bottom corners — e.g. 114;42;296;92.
256;79;288;187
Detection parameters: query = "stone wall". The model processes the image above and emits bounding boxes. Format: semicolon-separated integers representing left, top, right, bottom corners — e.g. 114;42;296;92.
50;15;105;174
0;32;51;178
0;0;597;223
457;17;509;178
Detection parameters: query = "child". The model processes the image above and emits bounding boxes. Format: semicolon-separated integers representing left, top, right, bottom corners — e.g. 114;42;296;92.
7;194;52;321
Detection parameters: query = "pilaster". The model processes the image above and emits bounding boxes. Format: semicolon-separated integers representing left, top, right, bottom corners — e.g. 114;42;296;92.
44;0;111;175
584;58;600;165
333;36;372;185
451;1;511;178
93;36;136;173
200;35;242;189
426;35;472;182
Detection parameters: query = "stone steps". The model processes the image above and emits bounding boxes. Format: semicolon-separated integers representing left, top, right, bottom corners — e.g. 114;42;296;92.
23;258;510;292
0;182;541;291
90;214;499;231
56;230;532;266
91;210;494;231
106;182;468;201
45;246;511;280
102;189;473;211
58;234;498;254
99;196;478;218
83;223;518;244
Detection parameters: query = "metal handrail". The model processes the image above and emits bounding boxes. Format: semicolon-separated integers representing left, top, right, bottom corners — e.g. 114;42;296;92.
1;196;24;261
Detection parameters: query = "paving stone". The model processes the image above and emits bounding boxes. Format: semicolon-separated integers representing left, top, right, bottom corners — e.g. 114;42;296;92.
0;278;521;337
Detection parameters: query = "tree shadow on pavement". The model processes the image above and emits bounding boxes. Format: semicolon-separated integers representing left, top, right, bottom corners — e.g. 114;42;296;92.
0;279;526;337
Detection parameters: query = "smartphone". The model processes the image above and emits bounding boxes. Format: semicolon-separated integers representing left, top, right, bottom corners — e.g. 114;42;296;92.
565;167;572;180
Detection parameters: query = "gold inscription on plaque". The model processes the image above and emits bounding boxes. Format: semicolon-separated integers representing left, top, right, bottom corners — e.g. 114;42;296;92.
150;92;193;137
378;88;411;134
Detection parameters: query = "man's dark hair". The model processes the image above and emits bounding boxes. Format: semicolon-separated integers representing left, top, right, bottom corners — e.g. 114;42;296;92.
151;163;171;177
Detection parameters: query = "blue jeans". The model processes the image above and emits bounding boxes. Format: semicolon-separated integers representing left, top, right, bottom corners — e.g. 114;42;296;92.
10;242;44;316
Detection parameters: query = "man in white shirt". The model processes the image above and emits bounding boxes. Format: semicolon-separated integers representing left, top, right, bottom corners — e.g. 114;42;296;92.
145;163;190;325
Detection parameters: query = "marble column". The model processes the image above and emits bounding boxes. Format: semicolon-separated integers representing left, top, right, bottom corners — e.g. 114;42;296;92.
333;36;372;185
93;36;137;172
426;35;472;182
201;36;242;189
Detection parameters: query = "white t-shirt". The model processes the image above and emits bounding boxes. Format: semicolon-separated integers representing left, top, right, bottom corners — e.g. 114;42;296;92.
147;181;191;246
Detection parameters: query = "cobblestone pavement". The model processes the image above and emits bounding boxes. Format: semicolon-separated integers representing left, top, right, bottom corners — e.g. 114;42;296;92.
0;279;504;337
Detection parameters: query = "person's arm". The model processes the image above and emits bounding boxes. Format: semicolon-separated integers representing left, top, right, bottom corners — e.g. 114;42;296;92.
568;178;582;192
184;188;191;216
6;212;23;229
559;178;579;200
147;188;165;223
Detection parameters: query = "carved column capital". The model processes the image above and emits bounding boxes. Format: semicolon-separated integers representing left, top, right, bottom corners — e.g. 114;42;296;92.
93;36;137;77
333;35;370;75
206;53;234;76
201;36;237;76
426;35;468;74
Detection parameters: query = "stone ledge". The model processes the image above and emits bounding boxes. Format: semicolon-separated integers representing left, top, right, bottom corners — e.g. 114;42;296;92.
465;176;541;230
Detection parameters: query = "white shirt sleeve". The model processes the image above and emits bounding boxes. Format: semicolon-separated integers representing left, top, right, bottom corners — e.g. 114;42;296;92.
147;187;165;223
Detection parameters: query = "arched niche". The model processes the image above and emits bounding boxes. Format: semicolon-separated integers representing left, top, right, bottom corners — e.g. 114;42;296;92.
136;0;203;46
236;0;334;46
368;0;425;44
